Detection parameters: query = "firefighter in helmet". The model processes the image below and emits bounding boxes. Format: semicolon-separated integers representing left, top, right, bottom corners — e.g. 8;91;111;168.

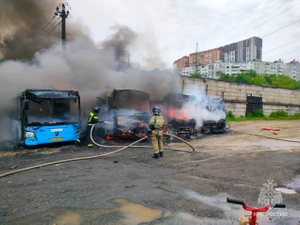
148;106;165;159
76;106;102;147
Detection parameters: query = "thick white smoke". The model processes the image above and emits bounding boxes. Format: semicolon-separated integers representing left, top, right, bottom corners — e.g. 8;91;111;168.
181;86;226;129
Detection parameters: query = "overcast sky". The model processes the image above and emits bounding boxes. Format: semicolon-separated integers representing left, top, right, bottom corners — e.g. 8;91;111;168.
52;0;300;69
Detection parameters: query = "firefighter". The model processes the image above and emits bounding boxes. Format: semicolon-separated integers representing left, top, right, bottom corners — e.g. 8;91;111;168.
148;106;165;159
76;106;102;147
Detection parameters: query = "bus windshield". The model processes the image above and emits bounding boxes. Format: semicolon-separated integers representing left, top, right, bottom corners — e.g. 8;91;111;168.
27;98;80;125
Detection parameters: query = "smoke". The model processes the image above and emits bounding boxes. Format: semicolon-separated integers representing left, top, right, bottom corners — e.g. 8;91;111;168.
101;25;136;70
176;86;226;128
0;0;223;142
0;0;92;61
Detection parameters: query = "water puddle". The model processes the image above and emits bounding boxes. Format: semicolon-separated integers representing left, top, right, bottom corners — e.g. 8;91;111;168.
5;194;300;224
113;198;162;224
5;198;164;225
184;190;300;225
286;175;300;190
275;175;300;195
275;188;297;194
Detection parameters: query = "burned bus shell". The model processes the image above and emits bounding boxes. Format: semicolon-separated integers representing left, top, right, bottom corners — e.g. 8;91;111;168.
98;89;152;139
10;89;81;146
201;97;226;134
162;93;198;138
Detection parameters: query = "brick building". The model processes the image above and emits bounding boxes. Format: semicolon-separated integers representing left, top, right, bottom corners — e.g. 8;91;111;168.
173;56;189;73
189;48;223;66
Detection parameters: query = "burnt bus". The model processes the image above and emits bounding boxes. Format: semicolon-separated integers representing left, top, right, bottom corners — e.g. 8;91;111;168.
97;89;152;139
201;97;226;134
10;89;81;146
163;93;198;138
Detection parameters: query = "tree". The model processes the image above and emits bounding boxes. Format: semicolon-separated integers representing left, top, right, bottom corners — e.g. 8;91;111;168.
235;73;251;84
250;76;268;85
216;71;225;78
190;74;202;78
271;75;299;89
218;74;234;82
247;69;258;77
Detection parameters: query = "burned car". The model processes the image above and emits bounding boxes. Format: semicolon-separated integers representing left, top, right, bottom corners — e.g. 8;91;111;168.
97;89;152;139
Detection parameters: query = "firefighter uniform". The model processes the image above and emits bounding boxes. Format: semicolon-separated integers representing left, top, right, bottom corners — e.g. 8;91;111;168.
77;106;100;147
148;106;164;158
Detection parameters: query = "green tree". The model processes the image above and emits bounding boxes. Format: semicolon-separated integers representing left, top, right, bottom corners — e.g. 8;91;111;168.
246;69;258;77
190;74;201;78
271;75;299;89
250;76;268;85
216;71;225;77
235;73;251;84
264;74;276;85
219;74;234;82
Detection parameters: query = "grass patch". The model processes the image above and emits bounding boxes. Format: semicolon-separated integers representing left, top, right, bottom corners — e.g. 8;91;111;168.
226;111;300;122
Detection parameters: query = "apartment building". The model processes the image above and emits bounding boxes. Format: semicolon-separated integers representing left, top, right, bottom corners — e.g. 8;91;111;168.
182;59;300;81
189;49;223;66
173;49;222;73
173;56;189;74
219;36;262;62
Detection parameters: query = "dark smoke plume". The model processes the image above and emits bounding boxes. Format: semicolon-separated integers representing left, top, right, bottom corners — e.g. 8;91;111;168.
0;0;91;61
0;0;180;142
102;25;136;70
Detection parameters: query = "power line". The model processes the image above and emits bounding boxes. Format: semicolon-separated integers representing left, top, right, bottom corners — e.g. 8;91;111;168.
230;2;300;43
243;0;294;27
261;19;300;38
280;47;300;57
46;22;61;37
44;17;60;35
209;1;299;46
263;37;300;54
42;16;56;31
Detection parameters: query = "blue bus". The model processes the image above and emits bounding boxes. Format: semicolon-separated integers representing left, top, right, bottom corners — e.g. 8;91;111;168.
10;89;81;146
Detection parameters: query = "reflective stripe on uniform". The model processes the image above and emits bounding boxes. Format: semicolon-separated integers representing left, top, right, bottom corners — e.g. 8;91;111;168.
87;112;99;126
148;115;164;131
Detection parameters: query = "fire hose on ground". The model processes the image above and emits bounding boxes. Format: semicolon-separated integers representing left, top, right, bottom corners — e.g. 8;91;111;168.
90;124;195;153
0;124;195;178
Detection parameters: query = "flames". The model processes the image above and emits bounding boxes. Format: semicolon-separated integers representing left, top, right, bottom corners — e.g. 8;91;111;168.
168;109;188;120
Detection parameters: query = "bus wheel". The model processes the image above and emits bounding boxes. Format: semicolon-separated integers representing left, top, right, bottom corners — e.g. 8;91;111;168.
203;126;211;134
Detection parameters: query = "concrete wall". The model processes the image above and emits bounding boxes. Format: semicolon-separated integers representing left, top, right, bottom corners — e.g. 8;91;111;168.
179;76;300;117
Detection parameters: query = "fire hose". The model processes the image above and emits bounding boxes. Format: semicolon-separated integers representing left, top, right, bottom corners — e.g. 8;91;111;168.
90;124;195;153
0;125;195;178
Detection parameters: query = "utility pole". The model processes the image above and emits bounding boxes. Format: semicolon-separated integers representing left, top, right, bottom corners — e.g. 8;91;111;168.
195;43;199;75
55;2;70;49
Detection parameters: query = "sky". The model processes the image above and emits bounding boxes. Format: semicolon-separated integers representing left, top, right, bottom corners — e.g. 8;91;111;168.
68;0;300;68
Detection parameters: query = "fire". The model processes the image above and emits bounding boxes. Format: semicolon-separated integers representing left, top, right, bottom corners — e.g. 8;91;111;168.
168;108;188;120
169;109;174;118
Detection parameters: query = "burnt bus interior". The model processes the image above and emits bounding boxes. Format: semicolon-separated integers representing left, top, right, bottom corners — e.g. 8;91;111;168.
164;93;197;138
97;89;152;139
20;90;81;126
201;97;226;134
9;89;81;145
